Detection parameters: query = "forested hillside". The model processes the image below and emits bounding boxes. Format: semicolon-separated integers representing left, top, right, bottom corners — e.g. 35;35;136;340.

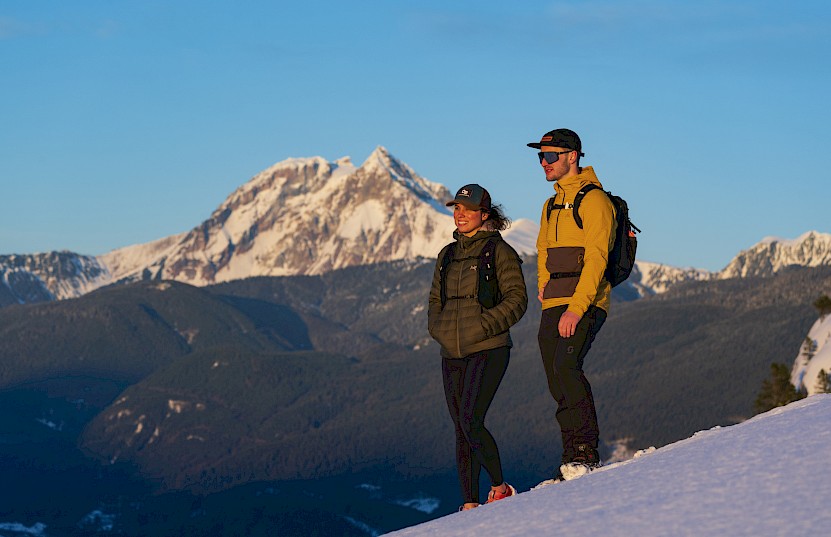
2;261;828;497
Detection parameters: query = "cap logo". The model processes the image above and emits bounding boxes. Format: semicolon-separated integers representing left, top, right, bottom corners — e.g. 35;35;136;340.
541;136;553;142
459;188;471;197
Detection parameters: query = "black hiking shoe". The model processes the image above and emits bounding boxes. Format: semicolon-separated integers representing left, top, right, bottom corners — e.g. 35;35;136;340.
560;444;601;481
572;443;601;467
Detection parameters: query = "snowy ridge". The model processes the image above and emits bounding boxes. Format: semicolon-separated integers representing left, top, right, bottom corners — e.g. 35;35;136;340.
627;260;713;297
386;395;831;536
99;232;187;284
0;252;110;303
791;312;831;394
616;232;831;299
719;231;831;279
493;226;831;297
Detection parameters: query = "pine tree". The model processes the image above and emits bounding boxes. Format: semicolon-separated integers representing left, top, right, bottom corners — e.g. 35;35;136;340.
802;337;818;361
814;369;831;394
754;362;805;414
814;293;831;318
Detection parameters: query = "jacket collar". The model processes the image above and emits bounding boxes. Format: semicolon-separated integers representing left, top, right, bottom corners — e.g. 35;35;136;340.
452;229;501;251
554;165;602;196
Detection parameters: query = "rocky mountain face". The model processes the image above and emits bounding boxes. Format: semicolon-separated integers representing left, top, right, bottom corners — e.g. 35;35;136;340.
0;251;109;306
719;231;831;279
610;232;831;300
620;260;714;299
99;147;460;286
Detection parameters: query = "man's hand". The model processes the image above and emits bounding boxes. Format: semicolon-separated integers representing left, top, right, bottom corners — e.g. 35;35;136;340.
538;287;545;303
558;310;582;338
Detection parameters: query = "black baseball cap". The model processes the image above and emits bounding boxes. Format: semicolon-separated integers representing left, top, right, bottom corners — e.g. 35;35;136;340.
527;128;585;156
445;184;492;211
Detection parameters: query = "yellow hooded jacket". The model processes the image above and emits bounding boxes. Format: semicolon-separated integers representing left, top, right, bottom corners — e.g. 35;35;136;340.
536;166;616;316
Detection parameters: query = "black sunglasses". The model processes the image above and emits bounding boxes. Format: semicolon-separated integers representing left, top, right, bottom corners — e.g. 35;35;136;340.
537;150;573;164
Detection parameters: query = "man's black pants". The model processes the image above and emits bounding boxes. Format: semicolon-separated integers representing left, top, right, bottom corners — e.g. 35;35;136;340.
537;305;606;462
442;346;510;504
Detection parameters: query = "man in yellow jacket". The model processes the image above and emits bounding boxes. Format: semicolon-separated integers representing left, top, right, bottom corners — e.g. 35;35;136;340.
529;128;616;479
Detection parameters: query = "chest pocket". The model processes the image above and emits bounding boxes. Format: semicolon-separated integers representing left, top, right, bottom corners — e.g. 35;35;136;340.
544;246;585;299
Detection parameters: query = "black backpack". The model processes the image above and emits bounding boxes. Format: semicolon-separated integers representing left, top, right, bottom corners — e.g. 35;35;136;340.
546;184;640;287
439;238;504;309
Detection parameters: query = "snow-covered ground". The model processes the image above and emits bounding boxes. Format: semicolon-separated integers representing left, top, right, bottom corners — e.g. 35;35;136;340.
385;394;831;537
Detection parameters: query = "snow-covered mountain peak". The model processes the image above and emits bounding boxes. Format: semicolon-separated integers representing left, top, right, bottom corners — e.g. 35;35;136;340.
360;146;452;210
362;145;403;172
761;231;825;247
364;144;391;163
0;251;110;304
99;148;457;285
719;230;831;279
333;155;354;168
626;260;713;296
226;155;337;205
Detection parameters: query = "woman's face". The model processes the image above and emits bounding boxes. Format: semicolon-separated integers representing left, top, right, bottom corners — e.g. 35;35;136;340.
453;203;488;237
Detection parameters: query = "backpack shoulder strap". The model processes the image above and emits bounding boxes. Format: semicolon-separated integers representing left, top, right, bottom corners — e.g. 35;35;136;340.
478;238;500;309
546;197;556;222
572;184;603;229
546;196;575;222
439;242;456;308
480;238;497;280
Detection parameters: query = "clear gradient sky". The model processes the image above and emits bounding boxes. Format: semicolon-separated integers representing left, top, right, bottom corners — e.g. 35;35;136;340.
2;1;829;271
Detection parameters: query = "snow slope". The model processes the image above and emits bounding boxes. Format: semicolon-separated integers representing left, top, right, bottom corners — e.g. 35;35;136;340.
385;395;831;537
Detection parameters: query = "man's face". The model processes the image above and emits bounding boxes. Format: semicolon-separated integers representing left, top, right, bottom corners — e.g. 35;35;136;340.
539;145;574;182
452;203;487;236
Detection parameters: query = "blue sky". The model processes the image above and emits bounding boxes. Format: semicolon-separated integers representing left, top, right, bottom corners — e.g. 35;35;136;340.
2;1;829;271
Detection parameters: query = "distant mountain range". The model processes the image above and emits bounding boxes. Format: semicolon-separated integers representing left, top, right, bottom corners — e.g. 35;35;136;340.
1;147;830;306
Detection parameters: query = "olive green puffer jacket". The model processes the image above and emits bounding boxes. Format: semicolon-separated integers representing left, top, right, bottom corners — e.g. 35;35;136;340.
428;230;528;359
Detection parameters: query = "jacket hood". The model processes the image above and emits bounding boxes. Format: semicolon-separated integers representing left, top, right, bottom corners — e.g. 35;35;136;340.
554;165;603;194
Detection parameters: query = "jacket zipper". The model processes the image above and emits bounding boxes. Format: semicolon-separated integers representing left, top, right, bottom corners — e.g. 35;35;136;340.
455;246;464;357
554;188;563;242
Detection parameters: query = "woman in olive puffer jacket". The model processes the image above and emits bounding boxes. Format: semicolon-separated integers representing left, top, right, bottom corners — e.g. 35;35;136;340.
428;184;528;511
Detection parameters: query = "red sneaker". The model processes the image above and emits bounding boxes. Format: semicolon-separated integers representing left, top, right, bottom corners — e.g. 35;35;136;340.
486;483;516;503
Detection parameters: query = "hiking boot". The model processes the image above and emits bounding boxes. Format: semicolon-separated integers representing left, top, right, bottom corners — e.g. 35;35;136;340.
572;443;601;467
486;482;516;503
560;444;601;481
458;503;479;511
